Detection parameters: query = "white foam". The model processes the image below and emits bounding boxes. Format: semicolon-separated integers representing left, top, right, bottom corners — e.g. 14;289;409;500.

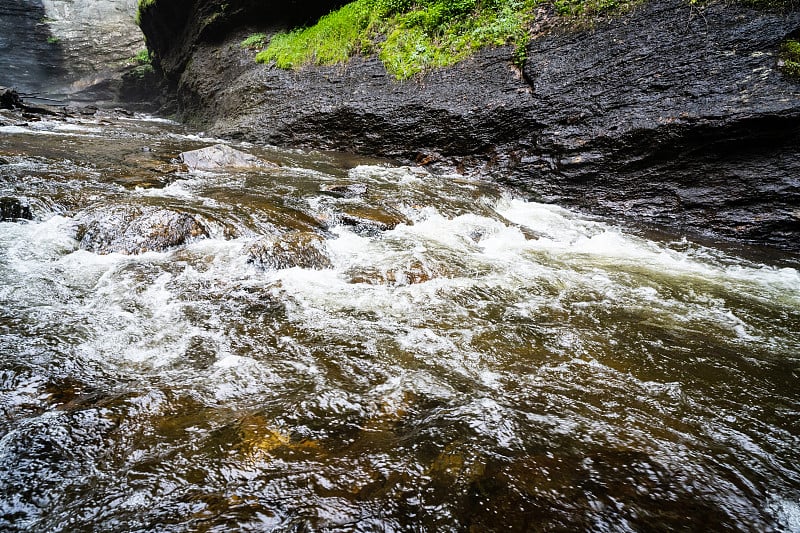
496;197;800;299
348;164;430;185
770;496;800;532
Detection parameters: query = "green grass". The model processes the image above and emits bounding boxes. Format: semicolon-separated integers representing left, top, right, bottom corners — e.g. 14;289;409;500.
254;0;647;79
553;0;638;16
133;49;152;64
241;33;268;50
256;0;542;79
780;38;800;78
256;1;375;69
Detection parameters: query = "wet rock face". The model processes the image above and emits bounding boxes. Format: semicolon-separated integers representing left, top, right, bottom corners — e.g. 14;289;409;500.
516;1;800;251
0;87;23;110
0;197;33;221
0;0;157;107
41;0;143;88
75;204;209;254
140;0;800;253
137;0;348;86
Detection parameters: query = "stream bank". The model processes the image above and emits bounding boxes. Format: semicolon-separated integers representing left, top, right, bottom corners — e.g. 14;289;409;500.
138;0;800;253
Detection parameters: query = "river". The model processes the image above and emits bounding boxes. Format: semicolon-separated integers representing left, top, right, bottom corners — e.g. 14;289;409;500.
0;111;798;531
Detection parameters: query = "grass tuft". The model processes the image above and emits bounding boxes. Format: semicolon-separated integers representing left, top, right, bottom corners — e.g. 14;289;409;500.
133;49;152;64
780;38;800;78
256;0;547;79
241;33;268;50
256;2;374;68
553;0;638;16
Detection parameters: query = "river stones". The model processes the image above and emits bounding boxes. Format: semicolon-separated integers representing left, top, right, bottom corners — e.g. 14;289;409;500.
75;204;209;254
246;231;331;270
236;414;320;462
348;259;436;286
0;197;33;221
118;152;182;188
0;87;22;110
179;144;276;172
337;204;411;234
320;183;367;199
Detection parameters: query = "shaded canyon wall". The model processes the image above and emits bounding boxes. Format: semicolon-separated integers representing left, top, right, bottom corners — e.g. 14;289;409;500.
0;0;152;105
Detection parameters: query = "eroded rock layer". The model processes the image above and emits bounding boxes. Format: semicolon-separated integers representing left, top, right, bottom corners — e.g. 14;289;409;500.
139;0;800;252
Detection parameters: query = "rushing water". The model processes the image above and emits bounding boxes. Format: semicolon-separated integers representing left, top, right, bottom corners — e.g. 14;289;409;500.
0;111;798;532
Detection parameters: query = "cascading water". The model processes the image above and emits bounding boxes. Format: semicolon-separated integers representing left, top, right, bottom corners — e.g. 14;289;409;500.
0;113;798;531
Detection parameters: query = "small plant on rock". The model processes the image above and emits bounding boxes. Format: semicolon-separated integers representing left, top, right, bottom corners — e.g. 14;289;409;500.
779;38;800;78
241;33;268;50
133;49;152;64
128;48;155;77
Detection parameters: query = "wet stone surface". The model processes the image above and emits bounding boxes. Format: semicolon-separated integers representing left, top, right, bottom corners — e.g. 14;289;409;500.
0;197;32;221
75;204;210;254
246;231;331;270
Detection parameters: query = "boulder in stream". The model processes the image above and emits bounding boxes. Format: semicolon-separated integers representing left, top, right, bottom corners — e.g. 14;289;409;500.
247;232;331;270
75;204;209;254
179;144;276;172
338;205;411;235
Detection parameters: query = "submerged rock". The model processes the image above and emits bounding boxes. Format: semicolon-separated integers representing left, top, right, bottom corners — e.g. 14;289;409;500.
75;204;209;254
0;197;33;221
348;259;436;286
320;183;368;199
179;144;276;172
338;205;411;236
247;231;331;270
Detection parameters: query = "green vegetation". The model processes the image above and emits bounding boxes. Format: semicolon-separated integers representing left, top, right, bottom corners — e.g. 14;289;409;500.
254;0;644;79
257;1;378;69
255;0;541;79
133;49;152;64
553;0;635;16
128;48;154;78
241;33;269;50
46;36;60;44
780;38;800;78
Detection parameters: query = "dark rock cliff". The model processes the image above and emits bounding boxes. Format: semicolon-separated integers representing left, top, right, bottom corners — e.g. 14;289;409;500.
0;0;158;107
139;0;800;253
